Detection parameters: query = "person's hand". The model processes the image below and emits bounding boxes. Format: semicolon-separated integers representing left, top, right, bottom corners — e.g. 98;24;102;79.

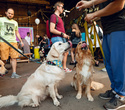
84;13;95;23
63;33;70;39
76;0;92;11
20;41;24;47
36;35;40;38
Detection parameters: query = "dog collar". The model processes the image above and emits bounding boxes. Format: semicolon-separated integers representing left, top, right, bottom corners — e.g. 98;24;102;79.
47;60;63;69
0;73;4;77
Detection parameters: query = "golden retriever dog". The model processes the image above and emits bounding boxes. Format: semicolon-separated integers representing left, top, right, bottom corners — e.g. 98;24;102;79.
71;41;95;101
0;60;8;77
0;41;72;108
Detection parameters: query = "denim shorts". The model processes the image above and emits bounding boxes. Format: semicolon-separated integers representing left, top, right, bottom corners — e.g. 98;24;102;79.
51;37;66;44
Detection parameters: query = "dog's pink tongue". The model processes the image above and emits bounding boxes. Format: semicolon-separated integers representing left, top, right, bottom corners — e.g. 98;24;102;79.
68;41;72;47
82;43;87;48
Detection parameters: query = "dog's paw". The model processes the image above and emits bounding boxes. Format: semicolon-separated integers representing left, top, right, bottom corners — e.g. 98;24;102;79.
30;103;39;108
57;95;63;99
54;100;60;106
76;94;82;99
87;96;94;102
0;95;2;97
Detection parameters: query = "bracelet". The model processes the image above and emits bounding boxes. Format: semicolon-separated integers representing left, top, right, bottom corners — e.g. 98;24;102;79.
61;32;64;36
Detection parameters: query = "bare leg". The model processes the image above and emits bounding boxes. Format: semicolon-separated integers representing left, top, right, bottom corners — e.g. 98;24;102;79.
70;48;75;62
11;58;21;78
11;58;16;73
63;52;68;69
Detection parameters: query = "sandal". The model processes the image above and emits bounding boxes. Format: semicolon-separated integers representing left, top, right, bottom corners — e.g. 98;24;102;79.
69;61;76;65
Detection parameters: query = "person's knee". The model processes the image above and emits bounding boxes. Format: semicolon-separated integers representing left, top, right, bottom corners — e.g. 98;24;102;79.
64;52;68;56
11;58;17;62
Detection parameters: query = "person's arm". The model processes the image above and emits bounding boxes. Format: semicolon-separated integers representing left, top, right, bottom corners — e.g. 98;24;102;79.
16;30;24;47
30;34;32;42
76;0;107;11
50;22;61;35
76;0;125;22
50;22;69;39
90;0;124;17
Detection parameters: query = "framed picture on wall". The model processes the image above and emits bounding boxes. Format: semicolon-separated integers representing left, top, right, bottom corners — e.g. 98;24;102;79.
16;27;34;42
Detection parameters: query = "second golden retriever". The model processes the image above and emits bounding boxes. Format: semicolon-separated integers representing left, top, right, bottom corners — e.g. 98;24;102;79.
71;41;94;101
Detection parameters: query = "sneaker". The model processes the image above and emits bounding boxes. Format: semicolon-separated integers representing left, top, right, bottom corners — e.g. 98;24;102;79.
64;68;72;72
11;73;21;78
95;61;99;67
99;89;116;100
101;68;107;72
103;94;125;110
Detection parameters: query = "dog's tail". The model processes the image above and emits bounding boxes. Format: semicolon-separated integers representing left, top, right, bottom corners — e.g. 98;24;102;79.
0;95;18;108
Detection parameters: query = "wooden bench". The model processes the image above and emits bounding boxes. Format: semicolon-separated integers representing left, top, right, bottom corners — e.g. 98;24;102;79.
17;53;33;63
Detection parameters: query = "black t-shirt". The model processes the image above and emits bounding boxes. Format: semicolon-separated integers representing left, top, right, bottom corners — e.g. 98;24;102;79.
70;32;81;44
43;39;49;49
38;36;44;47
99;1;125;35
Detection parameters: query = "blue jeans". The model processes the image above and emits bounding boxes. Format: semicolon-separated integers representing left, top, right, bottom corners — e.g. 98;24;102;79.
51;37;66;44
102;31;125;96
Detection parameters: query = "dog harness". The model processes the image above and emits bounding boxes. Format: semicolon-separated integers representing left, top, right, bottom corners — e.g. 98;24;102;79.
47;60;63;69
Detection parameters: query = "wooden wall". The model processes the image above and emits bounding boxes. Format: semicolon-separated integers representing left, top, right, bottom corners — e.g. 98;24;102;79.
0;2;50;45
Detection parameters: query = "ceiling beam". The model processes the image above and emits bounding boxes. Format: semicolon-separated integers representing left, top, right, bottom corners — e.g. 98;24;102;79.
3;0;50;5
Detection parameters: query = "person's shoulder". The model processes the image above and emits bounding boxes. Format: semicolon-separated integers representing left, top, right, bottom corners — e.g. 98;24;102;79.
12;19;18;24
0;17;4;19
0;17;7;20
50;14;57;19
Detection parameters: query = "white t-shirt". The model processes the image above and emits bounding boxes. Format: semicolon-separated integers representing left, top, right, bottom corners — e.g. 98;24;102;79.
25;36;30;45
87;25;103;48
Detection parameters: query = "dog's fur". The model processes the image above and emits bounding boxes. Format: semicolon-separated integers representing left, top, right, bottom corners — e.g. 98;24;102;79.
0;60;8;97
0;41;71;108
0;60;8;76
71;41;95;101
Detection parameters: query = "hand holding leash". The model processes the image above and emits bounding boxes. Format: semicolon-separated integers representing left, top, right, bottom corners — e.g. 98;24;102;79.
62;33;70;39
76;0;93;11
20;41;24;47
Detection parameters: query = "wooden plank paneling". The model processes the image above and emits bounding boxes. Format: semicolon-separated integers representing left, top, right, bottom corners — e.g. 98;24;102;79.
0;2;48;45
2;0;50;5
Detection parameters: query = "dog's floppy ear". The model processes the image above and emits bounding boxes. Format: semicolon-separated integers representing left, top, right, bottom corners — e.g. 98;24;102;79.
75;46;78;54
50;46;59;58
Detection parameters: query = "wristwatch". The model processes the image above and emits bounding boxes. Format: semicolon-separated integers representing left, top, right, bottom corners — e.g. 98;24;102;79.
61;32;64;36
